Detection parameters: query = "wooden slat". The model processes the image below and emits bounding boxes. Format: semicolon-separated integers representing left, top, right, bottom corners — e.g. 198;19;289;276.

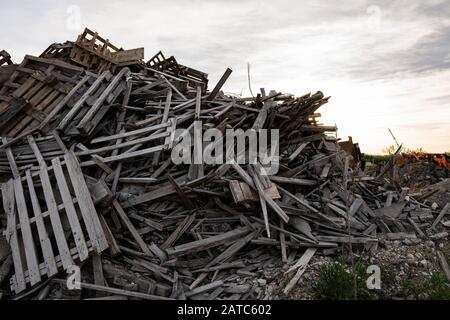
64;152;109;253
38;166;74;269
90;121;171;144
25;170;58;277
57;71;110;130
13;176;41;285
112;199;152;255
52;157;89;261
76;68;130;132
283;248;317;294
2;180;26;292
166;225;253;258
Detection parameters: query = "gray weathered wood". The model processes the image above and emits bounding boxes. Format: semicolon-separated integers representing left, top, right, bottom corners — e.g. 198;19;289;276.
64;152;109;252
25;170;58;277
52;157;89;261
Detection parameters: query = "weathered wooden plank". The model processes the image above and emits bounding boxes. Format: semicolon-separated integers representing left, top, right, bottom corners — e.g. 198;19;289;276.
185;280;224;298
283;248;317;294
166;225;252;258
2;180;26;292
13;176;41;286
431;203;449;230
38;166;74;269
81;145;165;166
269;176;317;186
52;279;173;300
207;68;232;100
112;199;152;255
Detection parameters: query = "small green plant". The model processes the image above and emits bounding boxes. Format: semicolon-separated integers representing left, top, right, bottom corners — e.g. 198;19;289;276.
313;257;373;300
399;274;450;300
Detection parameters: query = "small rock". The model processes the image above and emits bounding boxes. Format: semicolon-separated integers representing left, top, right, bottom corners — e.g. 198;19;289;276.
406;253;415;264
257;279;267;286
419;259;428;268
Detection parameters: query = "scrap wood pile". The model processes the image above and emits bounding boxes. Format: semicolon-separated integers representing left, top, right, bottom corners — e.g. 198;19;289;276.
0;28;448;300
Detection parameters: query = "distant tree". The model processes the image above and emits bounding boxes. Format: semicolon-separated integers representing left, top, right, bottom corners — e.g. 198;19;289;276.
404;147;426;154
382;145;396;155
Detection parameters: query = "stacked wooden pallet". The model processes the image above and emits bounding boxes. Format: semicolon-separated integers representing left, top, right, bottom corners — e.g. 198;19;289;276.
0;29;448;300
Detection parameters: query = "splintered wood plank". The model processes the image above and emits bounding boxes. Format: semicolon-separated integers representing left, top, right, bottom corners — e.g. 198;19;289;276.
81;145;165;166
76;131;169;156
268;176;317;186
92;253;105;288
431;203;449;230
52;279;173;300
166;225;252;258
207;68;232;100
64;152;109;253
52;157;89;261
2;180;26;292
161;214;196;250
258;190;270;237
25;170;58;277
280;220;288;263
207;230;259;267
185;280;224;298
288;142;309;162
13;176;41;286
163;88;172;123
283;248;317;294
76;68;130;132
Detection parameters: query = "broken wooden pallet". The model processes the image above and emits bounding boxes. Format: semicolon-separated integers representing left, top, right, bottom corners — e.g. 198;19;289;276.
0;55;85;138
70;28;144;73
2;138;108;294
0;50;13;66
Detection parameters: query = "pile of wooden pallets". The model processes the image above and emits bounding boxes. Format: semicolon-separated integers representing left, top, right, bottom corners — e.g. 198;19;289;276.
0;28;448;300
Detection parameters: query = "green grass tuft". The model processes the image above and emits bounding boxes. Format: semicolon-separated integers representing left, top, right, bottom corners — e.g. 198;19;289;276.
313;257;374;300
400;274;450;300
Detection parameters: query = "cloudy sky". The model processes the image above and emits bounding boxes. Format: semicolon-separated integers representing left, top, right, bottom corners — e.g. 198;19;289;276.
1;0;449;153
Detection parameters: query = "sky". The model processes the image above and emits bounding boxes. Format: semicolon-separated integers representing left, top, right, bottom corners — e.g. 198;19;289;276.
1;0;449;154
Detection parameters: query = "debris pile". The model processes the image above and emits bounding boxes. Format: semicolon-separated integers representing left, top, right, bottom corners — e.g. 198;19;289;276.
396;155;449;190
0;28;448;300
